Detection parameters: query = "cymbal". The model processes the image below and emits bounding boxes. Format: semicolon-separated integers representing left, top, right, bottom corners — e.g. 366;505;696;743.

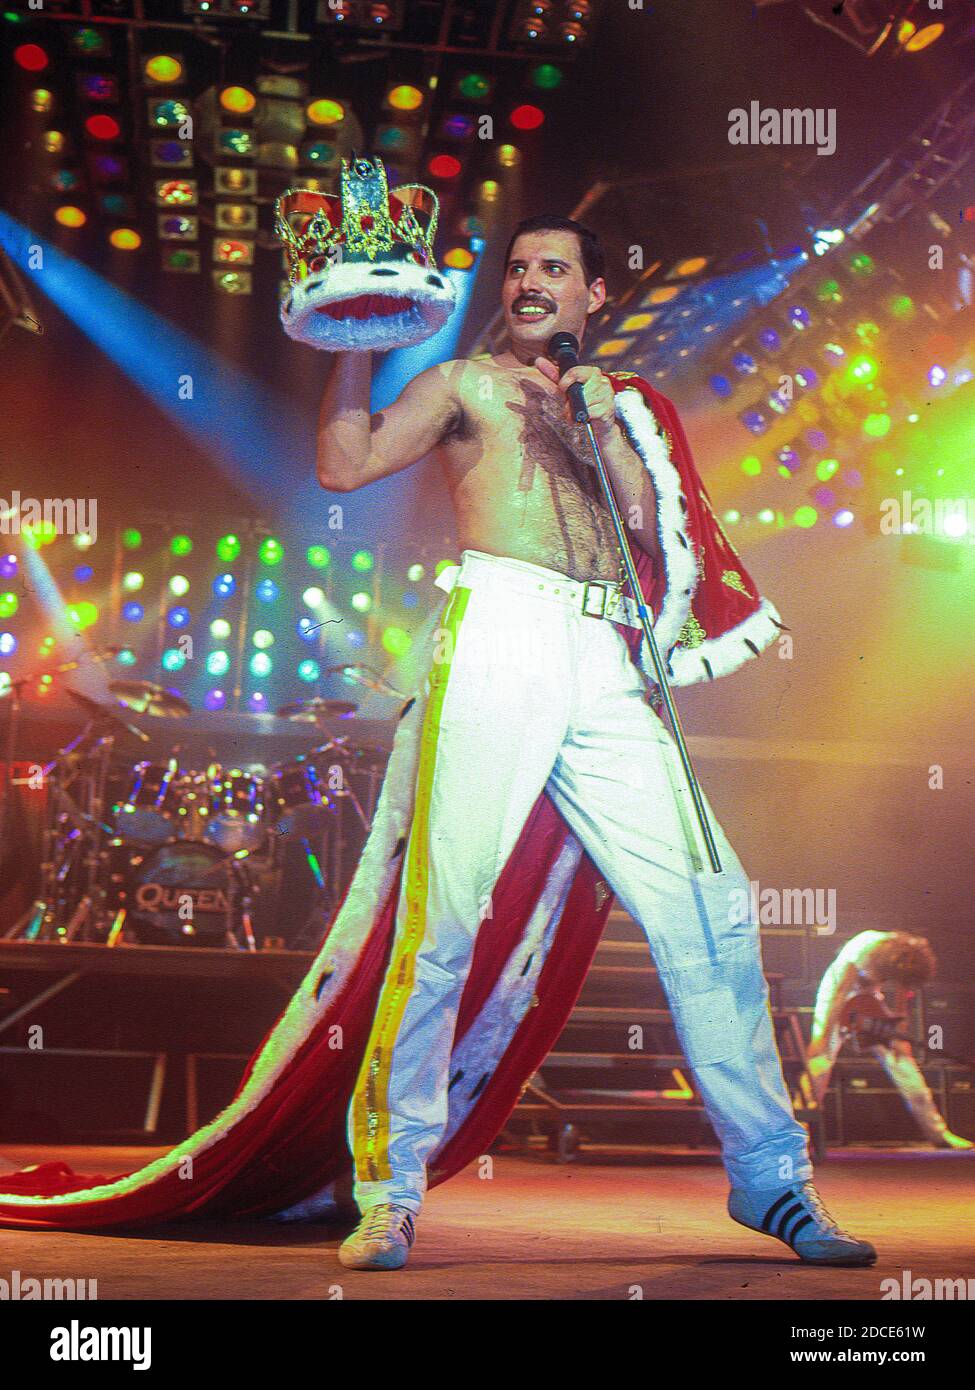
64;687;150;744
108;679;192;718
275;697;358;722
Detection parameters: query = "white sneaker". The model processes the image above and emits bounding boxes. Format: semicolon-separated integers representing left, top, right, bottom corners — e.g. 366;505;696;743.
338;1203;417;1271
729;1181;877;1265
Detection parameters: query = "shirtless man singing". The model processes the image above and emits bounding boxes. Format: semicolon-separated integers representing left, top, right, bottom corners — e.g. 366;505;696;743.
317;215;876;1272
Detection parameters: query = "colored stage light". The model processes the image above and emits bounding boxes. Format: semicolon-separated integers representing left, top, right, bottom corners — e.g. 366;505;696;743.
351;592;372;613
757;509;775;524
531;64;563;89
250;652;272;677
815;278;842;304
168;574;189;597
0;556;16;579
846;354;878;385
85;114;121;141
72;601;99;629
162;648;186;672
510;104;544;131
297;659;320;683
213;270;252;295
794;507;818;529
82;74;117;102
457;72;492;100
387;85;422;112
248;692;267;711
887;294;915;320
170;534;192;556
71;26;105;53
927;364;947;387
816;458;839;481
219;129;253;155
259;537;283;566
157;179;196;205
252;629;274;649
406;563;425;581
0;593;17;619
787;305;811;330
444;247;475;269
214;239;252;264
480;180;499;201
110;229;141;250
402;592;418;609
428;154;461;179
220;86;256;114
117;648;137;665
863;413;891;437
122;571;144;591
900;21;944;51
346;630;366;648
52;171;80;192
30;89;53;113
497;144;519;168
740;456;762;476
14;44;48;72
306;98;345;126
305;142;337;165
213;574;237;597
74;565;93;582
708;375;732;398
0;633;17;656
216;533;241;562
151;99;190;128
122;602;144;622
757;328;781;352
168;606;191;628
43;132;65;153
207;650;230;676
306;545;330;569
833;510;854;528
55;206;86;228
351;550;374;572
297;617;316;641
256;579;279;603
145;55;183;84
302;587;325;609
210;618;231;640
382;627;412;657
848;252;874;277
732;352;757;375
121;527;142;549
204;689;226;710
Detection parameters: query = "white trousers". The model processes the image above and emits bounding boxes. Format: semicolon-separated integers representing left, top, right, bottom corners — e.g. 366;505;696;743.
348;550;811;1212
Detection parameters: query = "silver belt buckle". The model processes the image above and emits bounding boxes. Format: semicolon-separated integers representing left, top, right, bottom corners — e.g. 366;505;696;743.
582;581;610;618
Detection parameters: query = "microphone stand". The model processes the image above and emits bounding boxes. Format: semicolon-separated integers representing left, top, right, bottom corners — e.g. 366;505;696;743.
558;346;723;875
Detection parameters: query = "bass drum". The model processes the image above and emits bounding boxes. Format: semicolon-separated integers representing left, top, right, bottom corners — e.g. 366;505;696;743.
126;840;234;947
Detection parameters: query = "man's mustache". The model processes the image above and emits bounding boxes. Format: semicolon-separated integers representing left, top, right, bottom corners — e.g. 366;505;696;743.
511;295;557;313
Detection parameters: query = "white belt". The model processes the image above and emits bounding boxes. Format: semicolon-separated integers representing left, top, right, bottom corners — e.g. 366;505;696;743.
434;558;650;631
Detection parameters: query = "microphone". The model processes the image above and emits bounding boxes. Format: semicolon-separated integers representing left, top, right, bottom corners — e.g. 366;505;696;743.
547;331;589;424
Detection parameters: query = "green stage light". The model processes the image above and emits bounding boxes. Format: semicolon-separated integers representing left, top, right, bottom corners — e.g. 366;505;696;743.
170;534;193;556
888;294;915;321
0;593;18;618
306;545;331;569
815;278;842;304
122;528;142;550
250;652;272;677
406;563;425;582
210;619;231;640
259;537;283;566
216;533;241;562
117;648;137;666
847;354;878;385
207;650;230;676
794;506;818;528
162;648;186;672
816;458;839;481
351;549;374;572
531;64;563;90
297;659;320;683
252;629;274;649
382;626;412;657
849;252;875;277
863;413;891;437
740;455;762;476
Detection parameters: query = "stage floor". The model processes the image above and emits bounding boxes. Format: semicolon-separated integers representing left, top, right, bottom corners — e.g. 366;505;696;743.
0;1146;972;1301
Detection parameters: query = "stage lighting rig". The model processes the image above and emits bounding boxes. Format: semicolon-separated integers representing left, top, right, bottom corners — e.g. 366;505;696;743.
315;0;405;28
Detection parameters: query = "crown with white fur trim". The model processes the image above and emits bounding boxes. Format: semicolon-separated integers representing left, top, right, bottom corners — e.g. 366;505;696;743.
609;372;789;686
274;155;456;351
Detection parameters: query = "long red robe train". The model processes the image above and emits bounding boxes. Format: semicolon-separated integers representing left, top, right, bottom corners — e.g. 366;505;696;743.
0;375;786;1229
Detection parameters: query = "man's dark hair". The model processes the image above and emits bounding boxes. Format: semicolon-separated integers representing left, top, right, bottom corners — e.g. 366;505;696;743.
869;934;937;987
504;216;605;287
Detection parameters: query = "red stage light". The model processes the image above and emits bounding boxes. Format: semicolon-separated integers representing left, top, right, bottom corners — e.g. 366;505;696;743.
510;104;544;131
86;113;121;141
428;154;461;179
14;44;49;73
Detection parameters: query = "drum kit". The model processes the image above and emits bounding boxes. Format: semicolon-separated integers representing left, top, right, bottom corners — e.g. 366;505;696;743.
4;676;387;951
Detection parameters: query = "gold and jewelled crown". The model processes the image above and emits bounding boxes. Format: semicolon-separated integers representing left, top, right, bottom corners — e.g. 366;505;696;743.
274;155;441;286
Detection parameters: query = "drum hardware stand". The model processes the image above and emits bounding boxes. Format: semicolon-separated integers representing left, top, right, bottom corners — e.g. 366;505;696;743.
227;857;258;952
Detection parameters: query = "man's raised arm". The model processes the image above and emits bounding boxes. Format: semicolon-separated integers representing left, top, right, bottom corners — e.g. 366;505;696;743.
316;354;460;493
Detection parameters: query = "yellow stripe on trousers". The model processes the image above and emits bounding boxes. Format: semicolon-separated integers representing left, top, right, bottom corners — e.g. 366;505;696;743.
350;584;472;1184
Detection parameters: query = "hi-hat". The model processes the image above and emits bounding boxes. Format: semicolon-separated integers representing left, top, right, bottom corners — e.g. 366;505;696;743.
108;679;192;718
276;697;358;722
